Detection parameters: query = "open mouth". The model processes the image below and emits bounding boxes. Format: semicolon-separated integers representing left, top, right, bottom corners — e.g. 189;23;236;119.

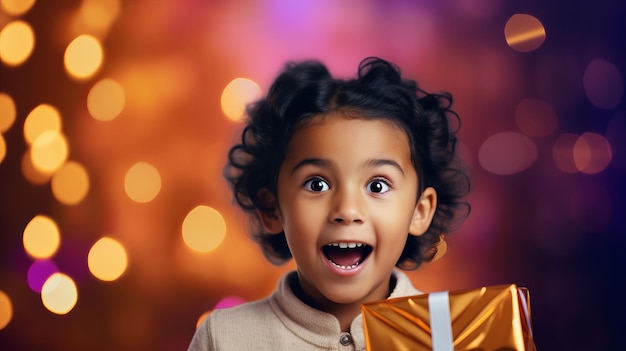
322;242;373;270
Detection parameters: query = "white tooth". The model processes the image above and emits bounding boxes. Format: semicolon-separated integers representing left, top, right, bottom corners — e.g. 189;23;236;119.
330;261;361;270
347;242;357;248
356;243;363;247
331;243;339;247
339;243;348;249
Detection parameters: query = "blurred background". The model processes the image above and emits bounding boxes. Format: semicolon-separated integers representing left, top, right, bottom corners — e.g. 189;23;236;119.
0;0;624;350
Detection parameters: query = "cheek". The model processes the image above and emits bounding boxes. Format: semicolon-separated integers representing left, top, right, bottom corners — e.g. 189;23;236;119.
371;201;415;240
281;200;321;236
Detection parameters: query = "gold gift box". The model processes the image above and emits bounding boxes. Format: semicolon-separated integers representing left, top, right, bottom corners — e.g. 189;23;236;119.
361;284;536;351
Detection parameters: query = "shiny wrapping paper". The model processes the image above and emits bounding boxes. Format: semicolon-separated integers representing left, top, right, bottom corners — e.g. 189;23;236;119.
361;284;536;351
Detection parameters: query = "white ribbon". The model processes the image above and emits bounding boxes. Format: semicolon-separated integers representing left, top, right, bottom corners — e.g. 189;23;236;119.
428;291;454;351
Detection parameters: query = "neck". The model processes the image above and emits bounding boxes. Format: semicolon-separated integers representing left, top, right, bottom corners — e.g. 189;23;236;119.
289;273;396;332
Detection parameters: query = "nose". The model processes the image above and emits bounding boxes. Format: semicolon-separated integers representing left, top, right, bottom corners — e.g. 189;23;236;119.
330;186;365;224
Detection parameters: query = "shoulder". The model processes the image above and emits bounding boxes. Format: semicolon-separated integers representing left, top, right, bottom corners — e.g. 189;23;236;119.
210;298;274;324
207;298;277;335
188;298;282;351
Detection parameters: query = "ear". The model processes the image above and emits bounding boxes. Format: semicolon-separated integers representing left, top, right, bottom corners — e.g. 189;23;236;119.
256;188;284;234
408;187;437;236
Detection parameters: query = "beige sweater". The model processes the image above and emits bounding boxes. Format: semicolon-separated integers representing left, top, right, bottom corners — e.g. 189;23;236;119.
187;270;421;351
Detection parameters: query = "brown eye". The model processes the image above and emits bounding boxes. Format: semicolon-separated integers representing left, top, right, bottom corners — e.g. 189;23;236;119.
304;178;329;192
367;180;389;194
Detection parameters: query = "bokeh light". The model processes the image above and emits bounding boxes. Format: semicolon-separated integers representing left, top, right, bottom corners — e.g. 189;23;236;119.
220;78;261;122
0;289;12;330
193;296;245;328
504;14;546;52
195;310;211;329
23;215;61;259
583;59;623;110
214;295;245;309
30;130;69;173
76;0;121;37
64;34;103;80
0;92;16;133
23;103;62;145
573;132;612;174
0;1;623;350
515;98;558;138
478;132;538;175
115;57;194;116
124;161;161;203
0;0;36;15
21;148;52;185
87;78;125;121
0;133;5;164
88;237;128;282
41;273;78;315
182;205;227;253
552;133;579;173
51;161;90;205
27;259;59;293
0;20;35;66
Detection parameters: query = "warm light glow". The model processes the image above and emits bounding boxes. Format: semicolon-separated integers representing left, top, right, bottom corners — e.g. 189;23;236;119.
478;132;538;175
88;237;128;281
220;78;261;122
0;289;12;330
0;92;16;133
182;205;227;253
0;20;35;66
30;130;69;173
64;34;103;80
41;273;78;315
51;161;90;205
21;149;52;185
87;78;125;121
0;134;5;165
23;215;61;259
124;161;161;203
0;0;36;15
504;14;546;53
78;0;121;35
23;104;62;145
196;310;211;329
573;133;612;174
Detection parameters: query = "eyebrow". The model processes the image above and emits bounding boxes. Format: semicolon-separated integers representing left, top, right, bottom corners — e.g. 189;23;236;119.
365;158;405;175
291;158;329;174
290;158;405;175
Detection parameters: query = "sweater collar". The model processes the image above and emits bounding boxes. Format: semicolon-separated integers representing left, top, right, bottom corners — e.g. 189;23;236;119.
268;270;421;350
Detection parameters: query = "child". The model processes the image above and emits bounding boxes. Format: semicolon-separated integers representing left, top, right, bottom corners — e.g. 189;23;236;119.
188;57;470;350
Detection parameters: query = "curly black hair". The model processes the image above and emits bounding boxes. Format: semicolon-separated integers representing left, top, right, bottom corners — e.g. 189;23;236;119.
225;57;470;269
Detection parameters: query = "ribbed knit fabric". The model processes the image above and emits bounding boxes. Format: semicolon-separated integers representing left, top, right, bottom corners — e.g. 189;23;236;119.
187;270;421;351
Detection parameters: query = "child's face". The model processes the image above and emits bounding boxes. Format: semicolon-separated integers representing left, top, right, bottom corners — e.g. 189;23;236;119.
262;112;436;307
